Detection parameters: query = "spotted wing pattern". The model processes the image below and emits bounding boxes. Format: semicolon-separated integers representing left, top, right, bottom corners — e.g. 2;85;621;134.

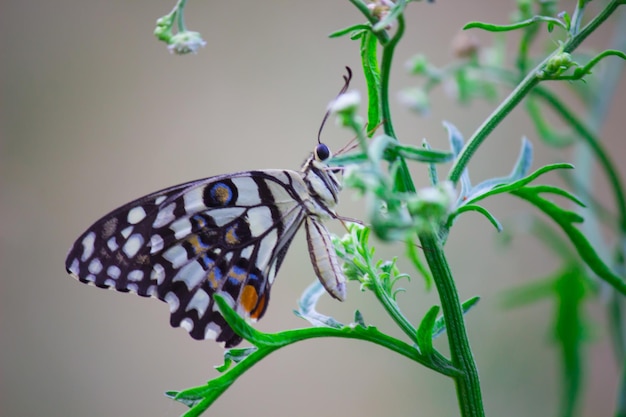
66;169;319;347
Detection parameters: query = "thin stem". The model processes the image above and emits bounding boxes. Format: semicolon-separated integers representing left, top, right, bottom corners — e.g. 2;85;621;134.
447;0;623;185
174;0;187;31
359;247;419;343
447;59;542;183
419;232;485;417
564;0;622;53
569;0;587;36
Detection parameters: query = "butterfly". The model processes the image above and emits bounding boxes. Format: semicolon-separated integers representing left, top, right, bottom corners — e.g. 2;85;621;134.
64;142;348;347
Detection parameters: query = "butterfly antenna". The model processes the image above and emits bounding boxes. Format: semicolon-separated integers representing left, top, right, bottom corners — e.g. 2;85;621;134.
334;119;384;156
317;66;353;144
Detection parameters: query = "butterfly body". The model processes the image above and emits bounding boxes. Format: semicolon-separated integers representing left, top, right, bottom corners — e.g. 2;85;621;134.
65;145;346;347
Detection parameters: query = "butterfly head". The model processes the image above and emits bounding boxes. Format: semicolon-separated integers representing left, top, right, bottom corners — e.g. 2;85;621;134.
314;143;331;162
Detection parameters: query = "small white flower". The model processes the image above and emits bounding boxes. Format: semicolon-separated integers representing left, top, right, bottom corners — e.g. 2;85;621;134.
167;31;206;55
328;91;361;115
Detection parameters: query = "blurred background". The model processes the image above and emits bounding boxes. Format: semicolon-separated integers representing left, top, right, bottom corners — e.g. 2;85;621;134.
2;1;625;416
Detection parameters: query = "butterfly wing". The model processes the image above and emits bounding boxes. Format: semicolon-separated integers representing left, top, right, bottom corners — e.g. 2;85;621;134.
65;170;308;347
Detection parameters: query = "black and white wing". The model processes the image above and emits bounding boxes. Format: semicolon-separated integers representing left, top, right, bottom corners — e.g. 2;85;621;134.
65;170;311;347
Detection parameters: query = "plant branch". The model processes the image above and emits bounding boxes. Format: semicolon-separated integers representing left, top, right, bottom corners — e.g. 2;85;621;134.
447;0;624;184
419;232;485;417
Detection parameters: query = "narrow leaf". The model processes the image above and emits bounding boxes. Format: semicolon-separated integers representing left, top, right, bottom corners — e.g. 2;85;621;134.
361;30;381;133
433;297;480;338
417;305;440;355
512;187;626;295
329;24;370;38
451;204;503;231
464;16;568;32
393;143;454;163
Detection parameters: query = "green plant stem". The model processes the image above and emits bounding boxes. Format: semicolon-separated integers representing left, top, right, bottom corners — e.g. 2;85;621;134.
419;232;485;417
174;0;187;31
564;0;623;53
466;64;626;235
172;298;463;416
569;0;587;36
447;62;541;183
448;0;623;185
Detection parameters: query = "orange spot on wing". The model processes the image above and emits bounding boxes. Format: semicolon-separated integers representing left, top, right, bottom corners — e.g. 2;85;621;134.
250;293;267;319
240;285;258;314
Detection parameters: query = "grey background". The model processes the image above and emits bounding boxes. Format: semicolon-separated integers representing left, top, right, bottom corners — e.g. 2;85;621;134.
2;1;624;416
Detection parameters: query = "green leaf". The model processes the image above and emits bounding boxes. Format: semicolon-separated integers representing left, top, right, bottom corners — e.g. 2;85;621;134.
432;297;481;339
571;49;626;79
361;30;381;134
500;273;558;308
406;237;433;290
354;310;366;327
512;187;626;295
526;99;576;147
214;347;257;372
451;204;503;232
164;390;204;408
423;139;440;186
393;143;454;163
457;138;534;206
215;295;276;347
417;305;440;356
329;24;371;38
445;121;465;156
461;162;574;208
464;15;568;33
327;152;368;166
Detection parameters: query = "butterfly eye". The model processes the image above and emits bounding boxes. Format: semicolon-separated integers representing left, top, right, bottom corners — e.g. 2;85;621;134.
314;143;331;161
